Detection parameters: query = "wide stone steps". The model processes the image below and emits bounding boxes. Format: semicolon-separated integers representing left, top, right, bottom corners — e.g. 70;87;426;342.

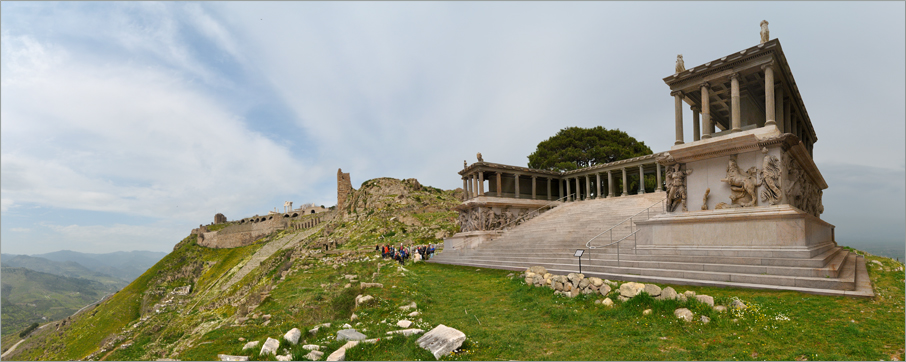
431;251;864;296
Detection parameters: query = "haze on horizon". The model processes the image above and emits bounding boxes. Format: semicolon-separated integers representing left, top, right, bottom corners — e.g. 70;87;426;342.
1;2;903;256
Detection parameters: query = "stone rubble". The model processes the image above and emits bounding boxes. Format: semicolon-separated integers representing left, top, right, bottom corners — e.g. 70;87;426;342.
416;324;467;360
695;295;715;307
284;328;302;345
218;354;249;361
397;320;413;328
336;329;368;341
260;337;280;355
674;308;694;322
399;302;417;311
302;344;321;351
304;350;324;361
386;328;425;336
355;295;374;308
241;341;259;350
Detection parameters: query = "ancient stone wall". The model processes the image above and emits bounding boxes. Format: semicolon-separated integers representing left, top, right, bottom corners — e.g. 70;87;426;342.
214;213;227;224
337;168;354;210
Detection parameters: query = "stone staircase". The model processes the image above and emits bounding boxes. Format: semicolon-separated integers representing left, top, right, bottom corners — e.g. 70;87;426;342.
431;193;873;297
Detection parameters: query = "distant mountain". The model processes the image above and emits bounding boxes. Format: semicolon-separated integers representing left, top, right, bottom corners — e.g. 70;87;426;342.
28;250;168;282
1;267;117;336
1;255;127;289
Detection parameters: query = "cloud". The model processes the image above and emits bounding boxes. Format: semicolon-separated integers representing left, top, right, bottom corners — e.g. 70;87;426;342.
10;228;31;233
0;198;12;213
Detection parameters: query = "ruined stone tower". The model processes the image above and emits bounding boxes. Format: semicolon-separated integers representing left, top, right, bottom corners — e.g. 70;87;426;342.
214;213;227;224
337;168;353;210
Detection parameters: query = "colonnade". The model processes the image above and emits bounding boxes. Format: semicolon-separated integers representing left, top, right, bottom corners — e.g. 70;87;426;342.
559;161;664;202
462;171;559;201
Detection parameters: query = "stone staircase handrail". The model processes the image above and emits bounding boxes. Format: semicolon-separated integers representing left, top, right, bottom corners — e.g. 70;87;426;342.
585;197;666;250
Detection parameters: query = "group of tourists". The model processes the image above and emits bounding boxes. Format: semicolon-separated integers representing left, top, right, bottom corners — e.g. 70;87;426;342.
376;244;436;265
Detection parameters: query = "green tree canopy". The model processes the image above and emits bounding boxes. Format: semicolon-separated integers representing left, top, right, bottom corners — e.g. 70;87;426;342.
527;126;653;171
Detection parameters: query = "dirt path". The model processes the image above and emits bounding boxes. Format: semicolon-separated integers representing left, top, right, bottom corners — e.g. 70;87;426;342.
220;226;322;291
1;339;25;360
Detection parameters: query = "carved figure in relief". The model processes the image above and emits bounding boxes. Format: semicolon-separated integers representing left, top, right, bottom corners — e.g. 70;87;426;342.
783;154;823;217
675;54;685;74
759;148;782;205
760;20;770;44
476;153;484;162
701;188;710;210
720;155;761;207
665;164;692;212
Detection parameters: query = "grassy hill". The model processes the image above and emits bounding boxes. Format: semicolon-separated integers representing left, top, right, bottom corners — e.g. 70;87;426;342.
3;177;903;361
1;255;127;288
0;267;120;338
27;250;168;282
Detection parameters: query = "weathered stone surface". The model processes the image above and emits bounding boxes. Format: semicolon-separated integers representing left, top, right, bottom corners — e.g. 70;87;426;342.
683;290;696;298
619;282;646;298
695;295;715;307
305;350;324;361
599;284;612;296
408;311;420;317
360;282;383;289
260;338;280;356
567;273;585;286
569;287;580;298
386;328;425;336
643;284;662;297
337;168;353;211
604;279;617;287
416;324;467;360
618;295;629;302
527;266;547;275
581;287;597;295
532;275;543;286
578;279;590;289
713;305;728;313
730;299;747;310
700;315;711;324
397;320;413;328
276;355;292;361
602;298;614;307
553;281;564;291
643;309;652;316
302;345;320;351
658;287;678;300
308;327;319;334
173;285;192;295
326;340;358;361
341;323;352;329
337;329;367;341
674;308;694;322
242;341;260;350
678;294;687;302
588;277;604;287
219;354;249;361
284;328;302;345
350;313;358;321
524;277;534;285
355;295;374;308
399;302;417;311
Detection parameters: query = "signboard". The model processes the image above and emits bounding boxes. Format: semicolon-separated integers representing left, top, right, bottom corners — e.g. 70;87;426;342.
574;249;584;257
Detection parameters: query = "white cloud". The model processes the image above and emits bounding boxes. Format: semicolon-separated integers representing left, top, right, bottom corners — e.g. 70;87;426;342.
0;198;12;212
10;228;31;233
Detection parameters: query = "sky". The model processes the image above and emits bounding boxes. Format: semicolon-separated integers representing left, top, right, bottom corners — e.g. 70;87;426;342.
1;2;903;255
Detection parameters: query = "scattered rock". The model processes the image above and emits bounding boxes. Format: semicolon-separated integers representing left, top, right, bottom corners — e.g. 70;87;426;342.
617;295;629;302
262;314;272;321
284;328;302;345
241;341;260;350
599;284;612;296
578;279;590;289
260;338;280;356
594;299;602;304
397;320;413;328
399;302;417;311
262;320;271;326
588;277;604;287
304;350;324;361
657;287;678;300
416;324;467;360
350;313;358;321
173;285;192;295
386;328;425;336
360;282;383;289
674;308;694;322
336;329;368;341
643;309;652;316
218;354;249;361
695;295;714;307
619;282;646;298
730;299;747;310
344;274;357;280
308;327;319;334
326;341;358;361
302;345;320;351
602;298;614;307
604;279;618;287
713;305;727;313
276;355;292;361
344;283;351;288
355;295;374;308
700;315;711;324
677;294;688;302
238;337;246;342
527;266;547;275
643;284;662;297
342;323;352;329
683;291;696;298
408;311;420;317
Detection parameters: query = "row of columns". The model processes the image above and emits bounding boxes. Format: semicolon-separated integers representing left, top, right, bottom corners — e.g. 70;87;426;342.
462;172;557;201
560;162;664;202
673;63;778;145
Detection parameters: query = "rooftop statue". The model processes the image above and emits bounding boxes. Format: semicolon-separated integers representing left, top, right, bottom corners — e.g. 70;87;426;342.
675;54;685;74
760;20;770;44
476;153;484;162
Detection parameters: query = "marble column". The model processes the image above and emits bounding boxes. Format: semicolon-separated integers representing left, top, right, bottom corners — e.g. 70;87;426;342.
559;178;564;200
565;177;571;201
638;165;646;194
656;162;663;192
514;174;520;199
692;106;701;141
585;175;591;200
700;82;712;139
730;73;741;133
574;177;580;200
775;85;785;133
763;63;776;127
595;173;602;199
672;90;685;145
621;167;628;196
472;174;478;199
531;176;537;200
546;177;552;201
478;171;484;195
466;175;473;199
462;177;468;200
496;172;502;196
607;170;614;197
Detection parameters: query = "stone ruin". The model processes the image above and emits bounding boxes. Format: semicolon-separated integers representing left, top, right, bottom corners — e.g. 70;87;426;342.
337;168;354;210
214;213;227;224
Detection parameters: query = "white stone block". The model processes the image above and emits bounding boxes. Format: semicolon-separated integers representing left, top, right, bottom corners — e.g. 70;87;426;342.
416;324;466;360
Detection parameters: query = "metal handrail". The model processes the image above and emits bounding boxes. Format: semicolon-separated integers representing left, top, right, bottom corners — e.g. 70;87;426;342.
498;193;574;231
585;197;667;250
